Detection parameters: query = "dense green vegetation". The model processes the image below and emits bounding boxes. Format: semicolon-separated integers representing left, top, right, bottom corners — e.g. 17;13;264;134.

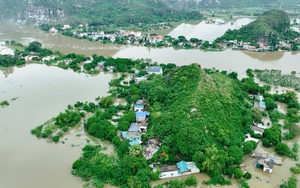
72;144;159;188
126;64;254;185
0;0;202;25
0;55;25;67
153;176;198;188
215;9;300;46
280;176;298;188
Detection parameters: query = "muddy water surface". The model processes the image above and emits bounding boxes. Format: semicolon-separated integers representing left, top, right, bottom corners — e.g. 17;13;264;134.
0;64;113;188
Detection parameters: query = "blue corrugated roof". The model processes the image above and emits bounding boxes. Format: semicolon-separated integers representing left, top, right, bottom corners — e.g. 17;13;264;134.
121;131;128;138
147;66;162;73
122;131;141;140
129;140;140;146
128;123;139;132
176;161;188;174
259;101;266;109
136;111;146;118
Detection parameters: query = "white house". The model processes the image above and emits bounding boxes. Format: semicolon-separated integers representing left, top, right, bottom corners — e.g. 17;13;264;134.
158;161;200;179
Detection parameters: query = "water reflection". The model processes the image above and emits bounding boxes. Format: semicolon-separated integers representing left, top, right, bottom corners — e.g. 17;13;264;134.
242;51;285;62
0;66;15;77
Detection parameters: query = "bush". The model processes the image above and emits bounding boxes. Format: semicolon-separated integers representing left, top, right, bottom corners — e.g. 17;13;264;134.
275;143;290;156
31;125;43;137
243;141;258;154
234;167;243;179
185;176;197;186
243;172;252;180
52;136;60;142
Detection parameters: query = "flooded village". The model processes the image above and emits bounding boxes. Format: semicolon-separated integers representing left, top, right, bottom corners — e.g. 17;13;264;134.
1;12;300;188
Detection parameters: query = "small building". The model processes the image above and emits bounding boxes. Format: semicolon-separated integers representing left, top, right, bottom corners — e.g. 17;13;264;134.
136;99;144;105
98;61;105;69
244;133;260;144
62;24;71;30
255;157;274;173
25;55;39;61
121;131;141;145
134;104;144;112
49;27;58;34
158;161;200;179
136;111;150;122
121;123;142;146
147;66;163;75
135;76;147;83
254;95;266;109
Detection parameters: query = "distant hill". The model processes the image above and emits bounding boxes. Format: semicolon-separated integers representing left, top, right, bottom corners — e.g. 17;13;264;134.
163;0;300;10
215;9;299;45
0;0;202;25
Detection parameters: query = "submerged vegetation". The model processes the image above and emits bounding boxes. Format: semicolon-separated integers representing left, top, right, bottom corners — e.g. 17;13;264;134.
0;100;10;107
254;69;300;91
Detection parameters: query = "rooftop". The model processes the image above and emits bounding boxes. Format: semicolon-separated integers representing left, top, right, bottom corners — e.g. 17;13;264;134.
147;66;162;73
160;165;178;172
128;123;138;132
176;161;188;174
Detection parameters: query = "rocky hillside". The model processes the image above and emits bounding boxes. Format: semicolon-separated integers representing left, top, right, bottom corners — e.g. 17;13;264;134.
0;0;202;25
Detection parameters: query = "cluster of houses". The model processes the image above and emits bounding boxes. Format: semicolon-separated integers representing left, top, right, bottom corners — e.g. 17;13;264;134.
120;66;163;145
121;99;150;146
49;24;72;34
229;38;300;51
121;66;200;179
243;94;284;174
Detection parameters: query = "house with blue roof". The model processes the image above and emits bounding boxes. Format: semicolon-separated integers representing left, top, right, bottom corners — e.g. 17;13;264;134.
157;161;200;179
134;104;144;112
121;131;141;145
135;111;150;121
147;66;163;75
254;95;266;110
121;123;142;145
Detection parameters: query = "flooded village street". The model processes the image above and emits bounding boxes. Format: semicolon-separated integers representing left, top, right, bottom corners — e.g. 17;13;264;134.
0;20;300;188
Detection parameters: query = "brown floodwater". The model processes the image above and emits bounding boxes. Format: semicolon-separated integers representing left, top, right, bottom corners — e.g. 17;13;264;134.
0;64;113;188
1;22;300;188
168;18;253;42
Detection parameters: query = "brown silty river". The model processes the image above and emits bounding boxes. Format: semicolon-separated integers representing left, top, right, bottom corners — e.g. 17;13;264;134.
0;19;300;188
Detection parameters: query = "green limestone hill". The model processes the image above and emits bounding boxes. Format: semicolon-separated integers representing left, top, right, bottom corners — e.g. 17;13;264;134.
0;0;202;25
139;64;252;176
215;9;297;45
